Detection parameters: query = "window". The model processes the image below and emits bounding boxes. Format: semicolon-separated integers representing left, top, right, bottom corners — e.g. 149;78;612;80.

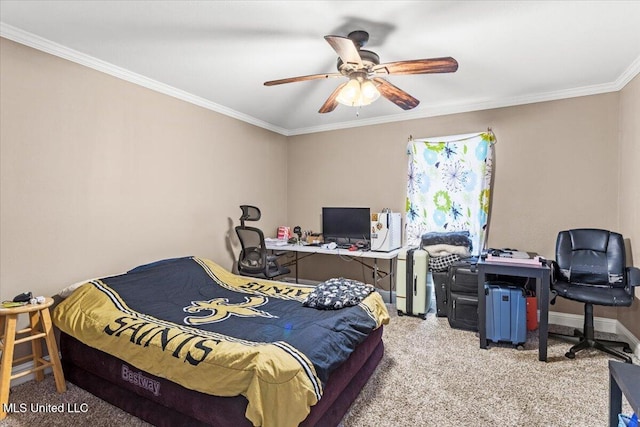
405;131;495;255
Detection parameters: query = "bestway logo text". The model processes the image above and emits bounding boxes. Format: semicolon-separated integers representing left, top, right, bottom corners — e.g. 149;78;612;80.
121;364;161;396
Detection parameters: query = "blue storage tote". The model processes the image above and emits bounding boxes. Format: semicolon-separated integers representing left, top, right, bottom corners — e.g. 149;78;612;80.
485;283;527;346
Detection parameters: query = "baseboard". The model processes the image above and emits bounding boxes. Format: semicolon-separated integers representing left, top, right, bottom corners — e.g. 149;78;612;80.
548;311;618;333
616;320;640;360
549;311;640;360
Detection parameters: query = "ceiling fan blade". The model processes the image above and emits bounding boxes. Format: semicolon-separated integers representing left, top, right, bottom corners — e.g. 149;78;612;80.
373;57;458;75
324;35;363;69
373;78;420;110
264;73;342;86
318;82;347;114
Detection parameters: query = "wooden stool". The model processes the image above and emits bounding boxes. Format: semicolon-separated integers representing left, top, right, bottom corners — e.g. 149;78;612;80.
0;297;66;419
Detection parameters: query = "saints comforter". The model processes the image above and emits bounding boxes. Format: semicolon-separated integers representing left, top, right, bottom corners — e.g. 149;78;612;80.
53;256;390;427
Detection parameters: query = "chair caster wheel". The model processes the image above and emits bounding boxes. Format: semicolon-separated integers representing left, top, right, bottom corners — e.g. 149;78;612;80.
565;351;575;359
420;314;427;320
623;346;632;353
397;310;404;316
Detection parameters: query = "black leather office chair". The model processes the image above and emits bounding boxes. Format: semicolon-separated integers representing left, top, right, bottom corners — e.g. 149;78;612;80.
550;228;640;363
235;205;290;280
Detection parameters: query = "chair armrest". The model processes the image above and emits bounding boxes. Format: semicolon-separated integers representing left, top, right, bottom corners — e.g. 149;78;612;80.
549;260;559;284
626;266;640;288
267;252;287;262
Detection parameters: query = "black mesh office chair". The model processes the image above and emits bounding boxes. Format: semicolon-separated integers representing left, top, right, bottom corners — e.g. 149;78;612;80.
235;205;290;280
550;228;640;363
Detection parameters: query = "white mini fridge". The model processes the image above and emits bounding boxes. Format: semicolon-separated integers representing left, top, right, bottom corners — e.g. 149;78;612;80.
370;212;401;252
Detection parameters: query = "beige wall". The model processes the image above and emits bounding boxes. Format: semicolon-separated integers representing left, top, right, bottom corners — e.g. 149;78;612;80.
0;38;288;304
618;74;640;335
1;36;638;339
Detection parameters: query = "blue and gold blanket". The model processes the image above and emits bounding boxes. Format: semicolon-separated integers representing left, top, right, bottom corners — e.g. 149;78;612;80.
53;256;389;427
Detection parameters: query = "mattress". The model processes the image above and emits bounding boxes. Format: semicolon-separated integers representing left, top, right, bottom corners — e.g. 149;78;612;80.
59;326;383;426
53;256;389;427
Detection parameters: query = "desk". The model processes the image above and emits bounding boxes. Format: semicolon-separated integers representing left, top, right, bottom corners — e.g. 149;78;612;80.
477;258;551;362
266;243;400;299
609;360;640;427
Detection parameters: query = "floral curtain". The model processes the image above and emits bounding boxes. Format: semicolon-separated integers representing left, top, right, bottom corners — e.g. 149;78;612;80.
405;131;495;255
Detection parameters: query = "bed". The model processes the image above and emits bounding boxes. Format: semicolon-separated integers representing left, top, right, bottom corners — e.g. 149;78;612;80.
53;256;389;427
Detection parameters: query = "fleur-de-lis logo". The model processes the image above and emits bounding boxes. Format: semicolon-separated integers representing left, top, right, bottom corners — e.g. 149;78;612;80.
183;296;278;325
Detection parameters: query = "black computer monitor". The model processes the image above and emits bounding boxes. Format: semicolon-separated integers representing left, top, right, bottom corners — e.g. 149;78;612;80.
322;207;371;244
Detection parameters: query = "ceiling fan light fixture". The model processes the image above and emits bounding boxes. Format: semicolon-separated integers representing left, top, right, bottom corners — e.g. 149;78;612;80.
336;77;380;107
336;78;361;106
361;79;381;104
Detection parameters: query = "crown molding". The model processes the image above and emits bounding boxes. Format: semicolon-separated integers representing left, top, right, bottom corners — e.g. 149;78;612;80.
2;22;638;138
287;76;633;136
0;23;289;136
615;54;640;90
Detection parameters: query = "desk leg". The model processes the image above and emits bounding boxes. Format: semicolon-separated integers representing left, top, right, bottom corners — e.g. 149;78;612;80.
609;370;622;427
478;268;487;349
538;274;549;362
389;258;394;305
373;259;379;289
295;252;299;284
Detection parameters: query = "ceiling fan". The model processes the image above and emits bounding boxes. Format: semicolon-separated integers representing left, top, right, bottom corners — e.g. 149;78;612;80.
264;30;458;113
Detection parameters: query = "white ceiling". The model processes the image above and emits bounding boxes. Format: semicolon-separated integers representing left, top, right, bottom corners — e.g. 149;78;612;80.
1;1;639;136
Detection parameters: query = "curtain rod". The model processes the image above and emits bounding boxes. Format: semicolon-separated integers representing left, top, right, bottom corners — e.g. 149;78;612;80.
408;127;495;144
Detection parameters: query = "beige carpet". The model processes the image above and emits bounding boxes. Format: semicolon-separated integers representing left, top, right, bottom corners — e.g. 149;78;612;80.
1;307;636;427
